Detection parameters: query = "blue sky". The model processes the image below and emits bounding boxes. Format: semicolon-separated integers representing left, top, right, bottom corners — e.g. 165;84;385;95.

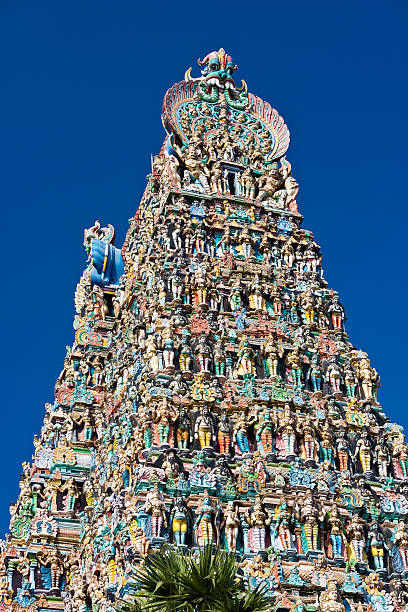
1;0;407;536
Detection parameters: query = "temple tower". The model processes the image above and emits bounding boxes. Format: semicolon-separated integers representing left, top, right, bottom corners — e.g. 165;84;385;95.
3;50;408;612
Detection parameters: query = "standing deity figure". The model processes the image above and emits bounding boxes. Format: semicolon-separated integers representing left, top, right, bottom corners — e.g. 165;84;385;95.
356;358;378;400
213;339;226;377
298;286;316;325
195;335;212;373
353;429;372;474
303;242;321;274
60;477;79;513
162;325;175;370
154;397;178;446
37;548;64;591
286;346;303;388
233;411;256;455
256;412;275;455
194;265;208;306
217;225;232;257
392;433;408;479
145;335;160;372
217;410;233;455
249;276;264;311
221;501;240;551
175;409;192;450
335;429;350;472
274;501;293;551
235;336;255;377
144;485;167;539
179;334;192;373
168;266;184;301
170;497;190;546
327;295;345;329
238;226;255;259
269;284;282;316
278;404;297;458
241;166;256;199
194;491;216;546
297;490;322;552
346;511;366;563
320;421;335;465
195;406;216;450
367;522;386;571
392;519;408;571
326;503;344;559
244;496;271;552
307;353;323;393
261;333;279;378
193;222;207;254
344;364;358;397
326;357;343;395
210;161;223;193
300;414;318;463
374;438;390;478
282;238;295;268
229;282;242;313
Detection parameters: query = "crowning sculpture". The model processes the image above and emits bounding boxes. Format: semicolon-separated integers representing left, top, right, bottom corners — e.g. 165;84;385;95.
3;49;408;612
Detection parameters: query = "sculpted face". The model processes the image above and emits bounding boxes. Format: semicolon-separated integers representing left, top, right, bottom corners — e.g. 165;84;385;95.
198;48;237;91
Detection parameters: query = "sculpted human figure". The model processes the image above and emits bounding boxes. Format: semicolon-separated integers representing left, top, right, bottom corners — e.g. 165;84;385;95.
286;346;303;388
60;477;79;513
326;357;343;395
367;522;386;571
274;500;293;550
256;412;275;456
154;397;178;446
261;333;279;378
307;353;323;393
195;406;216;450
299;414;318;463
175;409;192;450
244;496;271;552
392;433;408;479
213;339;226;378
233;410;256;454
353;429;372;474
374;438;390;478
256;164;284;203
221;501;240;551
326;503;344;559
144;484;167;539
297;490;323;552
298;286;316;325
217;409;233;455
357;358;378;400
278;404;297;458
194;491;216;546
393;519;408;570
346;510;366;563
37;548;64;591
335;429;350;472
170;497;190;546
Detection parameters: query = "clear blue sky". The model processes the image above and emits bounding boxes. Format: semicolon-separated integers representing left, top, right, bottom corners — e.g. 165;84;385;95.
1;0;407;536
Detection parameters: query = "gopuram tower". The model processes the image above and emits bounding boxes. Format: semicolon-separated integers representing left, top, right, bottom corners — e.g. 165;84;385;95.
3;50;408;612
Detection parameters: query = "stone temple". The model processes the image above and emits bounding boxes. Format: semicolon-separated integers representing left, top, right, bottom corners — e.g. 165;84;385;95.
3;49;408;612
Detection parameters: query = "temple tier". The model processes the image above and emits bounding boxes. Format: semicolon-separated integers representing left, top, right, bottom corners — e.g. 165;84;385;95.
4;49;408;612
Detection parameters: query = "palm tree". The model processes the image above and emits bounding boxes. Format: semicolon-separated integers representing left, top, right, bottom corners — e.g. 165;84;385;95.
130;544;271;612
